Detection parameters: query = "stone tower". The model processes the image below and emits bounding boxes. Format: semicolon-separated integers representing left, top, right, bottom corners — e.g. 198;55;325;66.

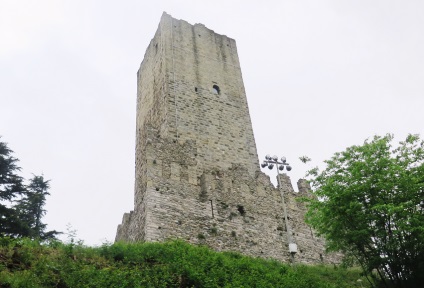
116;13;340;264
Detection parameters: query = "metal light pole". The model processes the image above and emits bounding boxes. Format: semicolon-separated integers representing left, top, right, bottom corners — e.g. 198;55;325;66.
261;155;297;263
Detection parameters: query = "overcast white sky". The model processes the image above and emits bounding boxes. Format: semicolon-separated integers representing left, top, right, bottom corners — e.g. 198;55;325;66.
1;0;423;245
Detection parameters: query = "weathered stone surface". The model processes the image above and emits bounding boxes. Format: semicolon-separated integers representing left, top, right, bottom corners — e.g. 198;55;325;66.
116;12;341;264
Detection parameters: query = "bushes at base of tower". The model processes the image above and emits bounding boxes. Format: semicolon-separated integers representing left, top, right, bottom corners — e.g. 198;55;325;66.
0;238;370;288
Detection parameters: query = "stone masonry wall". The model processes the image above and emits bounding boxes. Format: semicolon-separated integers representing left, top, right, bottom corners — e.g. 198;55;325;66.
116;130;340;263
116;13;341;264
158;12;259;177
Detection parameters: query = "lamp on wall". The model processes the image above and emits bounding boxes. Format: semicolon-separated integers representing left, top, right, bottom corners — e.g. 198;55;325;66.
261;155;297;263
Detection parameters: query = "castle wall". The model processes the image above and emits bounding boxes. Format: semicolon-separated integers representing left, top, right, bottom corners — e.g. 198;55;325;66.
117;130;340;263
116;13;341;264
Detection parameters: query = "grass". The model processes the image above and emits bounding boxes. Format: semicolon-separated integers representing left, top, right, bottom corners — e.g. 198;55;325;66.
0;237;370;288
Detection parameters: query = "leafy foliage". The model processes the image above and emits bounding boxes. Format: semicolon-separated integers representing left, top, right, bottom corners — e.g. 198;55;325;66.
305;134;424;287
299;156;312;164
0;238;369;288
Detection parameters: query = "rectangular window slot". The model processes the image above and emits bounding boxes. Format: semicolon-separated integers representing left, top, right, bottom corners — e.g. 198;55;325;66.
210;200;214;218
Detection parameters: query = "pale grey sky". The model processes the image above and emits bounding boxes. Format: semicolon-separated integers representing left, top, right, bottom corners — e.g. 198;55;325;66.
1;0;423;245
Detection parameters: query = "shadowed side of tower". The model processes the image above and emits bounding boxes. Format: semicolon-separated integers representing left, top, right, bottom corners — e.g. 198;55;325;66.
116;13;341;264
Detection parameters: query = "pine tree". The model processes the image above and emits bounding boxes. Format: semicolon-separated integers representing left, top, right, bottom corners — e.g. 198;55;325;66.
0;137;59;239
0;138;26;236
16;175;59;239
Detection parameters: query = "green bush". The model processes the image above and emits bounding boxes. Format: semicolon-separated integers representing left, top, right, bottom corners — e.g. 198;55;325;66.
0;238;370;287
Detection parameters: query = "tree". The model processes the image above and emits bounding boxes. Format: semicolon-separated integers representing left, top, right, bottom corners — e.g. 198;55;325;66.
16;175;59;239
0;137;59;239
305;134;424;287
0;138;26;236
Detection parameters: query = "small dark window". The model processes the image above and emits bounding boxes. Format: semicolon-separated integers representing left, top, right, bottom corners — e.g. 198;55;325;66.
212;85;220;95
210;200;214;218
195;87;198;92
237;205;245;216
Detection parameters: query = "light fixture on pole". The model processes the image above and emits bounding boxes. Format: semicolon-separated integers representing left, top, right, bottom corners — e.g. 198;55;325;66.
261;155;297;263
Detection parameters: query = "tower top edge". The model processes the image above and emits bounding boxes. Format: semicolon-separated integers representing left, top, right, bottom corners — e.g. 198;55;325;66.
160;11;235;41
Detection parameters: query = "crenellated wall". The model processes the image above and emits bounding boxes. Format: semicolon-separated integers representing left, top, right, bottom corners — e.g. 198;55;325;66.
116;13;341;264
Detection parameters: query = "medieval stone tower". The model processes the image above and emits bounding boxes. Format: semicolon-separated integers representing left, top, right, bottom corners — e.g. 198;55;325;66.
116;12;339;264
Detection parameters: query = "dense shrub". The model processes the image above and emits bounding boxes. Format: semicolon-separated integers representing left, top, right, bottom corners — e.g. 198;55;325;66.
0;238;369;287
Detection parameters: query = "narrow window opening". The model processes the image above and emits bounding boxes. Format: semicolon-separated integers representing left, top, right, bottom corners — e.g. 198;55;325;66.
195;87;198;92
237;205;245;216
210;200;214;218
212;85;220;95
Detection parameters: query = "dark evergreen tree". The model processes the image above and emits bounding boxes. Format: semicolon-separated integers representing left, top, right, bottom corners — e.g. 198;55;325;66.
16;175;59;239
1;137;59;239
0;138;26;236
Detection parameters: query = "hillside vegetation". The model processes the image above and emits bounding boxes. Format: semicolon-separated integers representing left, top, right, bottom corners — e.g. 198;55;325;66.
0;238;369;288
